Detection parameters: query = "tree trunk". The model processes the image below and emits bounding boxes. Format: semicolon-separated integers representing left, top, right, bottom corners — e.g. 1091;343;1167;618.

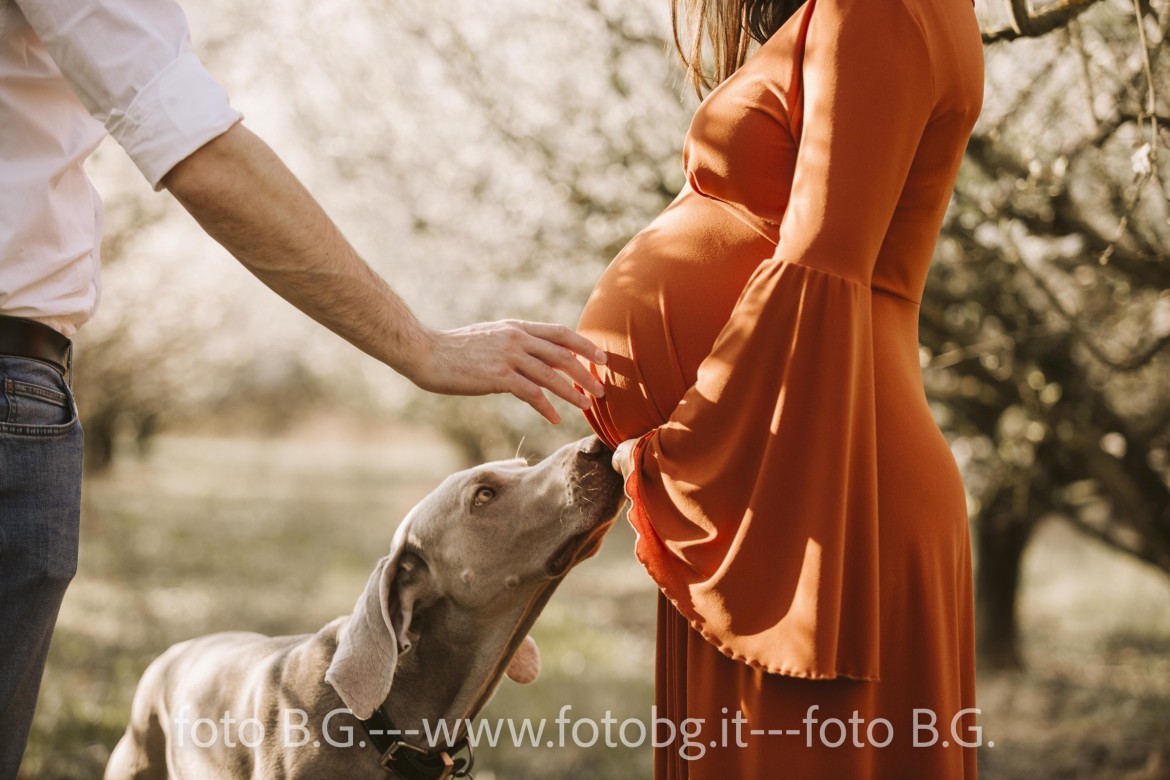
974;486;1036;671
82;407;120;475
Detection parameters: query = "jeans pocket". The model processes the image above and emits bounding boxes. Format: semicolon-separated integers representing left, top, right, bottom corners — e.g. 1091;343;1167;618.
0;360;78;436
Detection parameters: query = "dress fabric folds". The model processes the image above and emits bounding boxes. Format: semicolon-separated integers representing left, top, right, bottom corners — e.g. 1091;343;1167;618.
578;0;985;776
593;258;883;679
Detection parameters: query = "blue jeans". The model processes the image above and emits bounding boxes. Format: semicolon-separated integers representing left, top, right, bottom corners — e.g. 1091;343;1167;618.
0;356;83;780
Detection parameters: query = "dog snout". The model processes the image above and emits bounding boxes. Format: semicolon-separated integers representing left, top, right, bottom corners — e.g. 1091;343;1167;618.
568;436;623;505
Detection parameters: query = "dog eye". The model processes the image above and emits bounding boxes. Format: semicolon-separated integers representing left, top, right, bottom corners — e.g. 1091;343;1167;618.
472;486;496;507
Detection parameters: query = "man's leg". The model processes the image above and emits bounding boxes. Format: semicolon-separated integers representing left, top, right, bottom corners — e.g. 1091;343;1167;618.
0;356;83;779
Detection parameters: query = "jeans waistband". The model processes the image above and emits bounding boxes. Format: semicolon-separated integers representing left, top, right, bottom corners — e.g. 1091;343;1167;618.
0;315;73;381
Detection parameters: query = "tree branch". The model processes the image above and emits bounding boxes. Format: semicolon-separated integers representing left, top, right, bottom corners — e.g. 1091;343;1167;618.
983;0;1110;42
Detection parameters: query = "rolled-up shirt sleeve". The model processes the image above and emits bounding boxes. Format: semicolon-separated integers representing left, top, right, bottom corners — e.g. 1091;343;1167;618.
14;0;242;189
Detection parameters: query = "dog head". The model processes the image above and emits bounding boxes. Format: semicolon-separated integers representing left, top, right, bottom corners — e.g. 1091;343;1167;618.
325;435;625;726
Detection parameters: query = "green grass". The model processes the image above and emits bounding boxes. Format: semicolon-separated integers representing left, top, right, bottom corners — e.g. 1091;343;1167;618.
18;422;1170;779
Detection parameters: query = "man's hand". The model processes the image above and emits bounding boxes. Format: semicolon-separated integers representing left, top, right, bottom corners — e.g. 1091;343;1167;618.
413;320;606;424
162;123;606;423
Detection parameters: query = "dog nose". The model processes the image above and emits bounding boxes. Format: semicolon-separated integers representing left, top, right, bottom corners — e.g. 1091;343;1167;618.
575;435;610;461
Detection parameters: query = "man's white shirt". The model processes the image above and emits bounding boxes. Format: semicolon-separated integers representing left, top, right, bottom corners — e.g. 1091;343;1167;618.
0;0;241;335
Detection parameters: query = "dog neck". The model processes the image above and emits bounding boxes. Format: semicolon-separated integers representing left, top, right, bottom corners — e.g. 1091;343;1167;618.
378;580;561;748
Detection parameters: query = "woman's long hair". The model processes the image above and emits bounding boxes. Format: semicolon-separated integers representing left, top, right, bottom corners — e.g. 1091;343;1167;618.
672;0;804;95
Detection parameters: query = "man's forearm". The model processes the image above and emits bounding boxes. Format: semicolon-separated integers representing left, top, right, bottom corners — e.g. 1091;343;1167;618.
162;121;608;423
161;122;432;376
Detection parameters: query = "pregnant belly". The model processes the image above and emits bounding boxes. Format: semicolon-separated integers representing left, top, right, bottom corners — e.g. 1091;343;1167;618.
579;189;960;504
578;187;777;447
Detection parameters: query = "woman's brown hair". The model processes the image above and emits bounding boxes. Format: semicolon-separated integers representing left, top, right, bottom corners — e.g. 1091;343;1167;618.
672;0;804;95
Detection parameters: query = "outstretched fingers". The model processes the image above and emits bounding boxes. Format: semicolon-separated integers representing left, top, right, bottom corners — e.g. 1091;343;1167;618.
520;321;608;371
518;332;606;400
416;320;609;424
504;322;607;423
505;372;562;425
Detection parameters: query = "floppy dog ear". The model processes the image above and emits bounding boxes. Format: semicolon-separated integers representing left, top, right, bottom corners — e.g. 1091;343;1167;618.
325;543;435;719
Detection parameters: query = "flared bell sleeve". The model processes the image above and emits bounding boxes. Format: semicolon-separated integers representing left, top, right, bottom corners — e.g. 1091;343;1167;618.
616;0;938;678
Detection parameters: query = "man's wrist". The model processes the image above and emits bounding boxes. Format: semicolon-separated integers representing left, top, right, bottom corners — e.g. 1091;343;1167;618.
389;318;438;387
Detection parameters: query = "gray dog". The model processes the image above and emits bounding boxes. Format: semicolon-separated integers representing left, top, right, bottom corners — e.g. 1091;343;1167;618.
104;436;624;780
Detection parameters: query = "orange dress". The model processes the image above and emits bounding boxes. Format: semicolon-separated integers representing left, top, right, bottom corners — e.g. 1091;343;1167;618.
578;0;984;776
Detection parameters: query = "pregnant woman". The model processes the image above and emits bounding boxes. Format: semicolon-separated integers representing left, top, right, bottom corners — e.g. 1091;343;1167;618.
578;0;984;776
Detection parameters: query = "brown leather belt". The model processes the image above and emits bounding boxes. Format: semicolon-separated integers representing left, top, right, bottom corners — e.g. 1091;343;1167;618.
0;314;72;378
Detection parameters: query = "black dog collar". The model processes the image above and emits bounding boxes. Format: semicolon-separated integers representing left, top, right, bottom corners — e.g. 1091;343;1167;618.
360;709;474;780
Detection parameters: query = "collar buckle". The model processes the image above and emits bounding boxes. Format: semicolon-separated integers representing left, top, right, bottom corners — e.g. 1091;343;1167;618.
365;716;475;780
380;740;458;779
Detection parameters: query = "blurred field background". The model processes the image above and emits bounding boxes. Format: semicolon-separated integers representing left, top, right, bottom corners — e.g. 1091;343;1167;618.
17;424;1170;779
15;0;1170;776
